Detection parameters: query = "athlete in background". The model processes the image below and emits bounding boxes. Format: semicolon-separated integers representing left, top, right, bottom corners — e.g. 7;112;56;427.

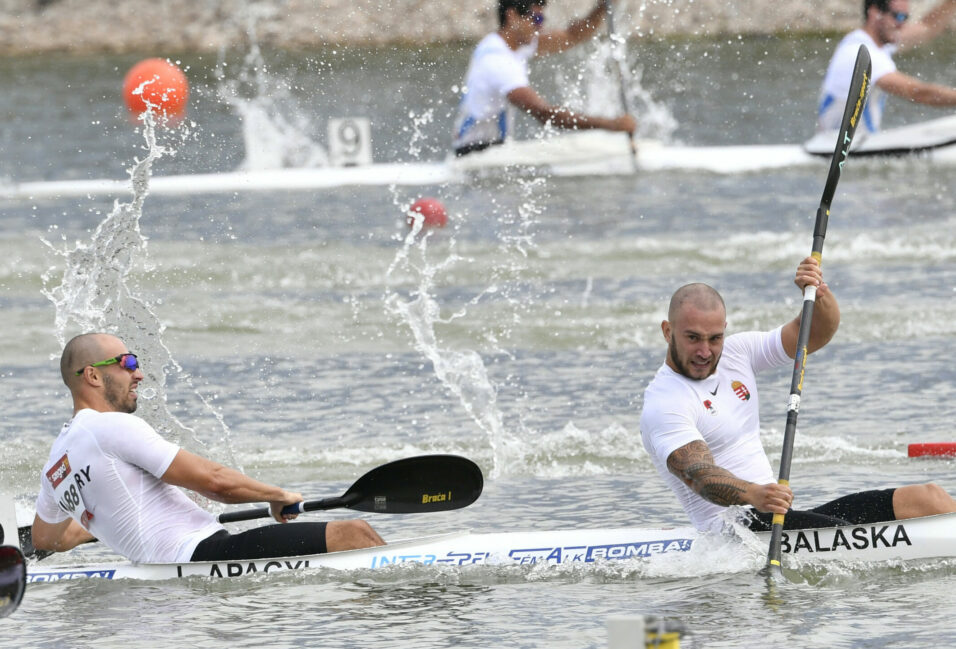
453;0;636;155
818;0;956;133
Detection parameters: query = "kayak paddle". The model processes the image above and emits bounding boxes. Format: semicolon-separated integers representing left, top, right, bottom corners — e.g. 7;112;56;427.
605;0;638;171
219;454;483;523
763;44;871;579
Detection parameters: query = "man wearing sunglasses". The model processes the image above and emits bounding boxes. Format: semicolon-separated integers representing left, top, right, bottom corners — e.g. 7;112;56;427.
31;333;384;563
817;0;956;134
453;0;637;156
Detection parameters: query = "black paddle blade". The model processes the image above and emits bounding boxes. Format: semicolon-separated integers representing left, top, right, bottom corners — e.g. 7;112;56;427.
219;454;484;523
820;44;871;209
0;545;26;619
339;454;483;514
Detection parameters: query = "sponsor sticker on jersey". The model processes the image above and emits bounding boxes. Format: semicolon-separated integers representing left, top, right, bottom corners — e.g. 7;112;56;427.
703;399;717;415
732;380;751;401
46;454;72;488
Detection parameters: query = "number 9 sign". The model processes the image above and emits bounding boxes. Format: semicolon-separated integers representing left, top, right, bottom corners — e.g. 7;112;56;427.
328;118;373;167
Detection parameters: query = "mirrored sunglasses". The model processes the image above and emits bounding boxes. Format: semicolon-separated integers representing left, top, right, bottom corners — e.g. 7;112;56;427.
75;353;139;375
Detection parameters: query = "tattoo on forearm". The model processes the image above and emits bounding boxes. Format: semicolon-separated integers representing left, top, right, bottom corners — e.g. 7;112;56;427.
699;482;747;507
667;442;749;507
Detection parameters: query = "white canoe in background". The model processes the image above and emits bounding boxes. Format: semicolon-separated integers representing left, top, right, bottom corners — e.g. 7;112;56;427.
2;116;954;201
0;132;814;201
804;113;956;157
25;512;956;583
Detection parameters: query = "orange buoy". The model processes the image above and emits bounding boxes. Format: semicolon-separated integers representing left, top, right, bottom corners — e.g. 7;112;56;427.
908;443;956;458
122;58;189;118
406;197;448;228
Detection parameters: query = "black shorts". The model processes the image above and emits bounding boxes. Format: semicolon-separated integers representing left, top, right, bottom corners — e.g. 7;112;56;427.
190;522;329;561
746;488;896;532
454;140;503;157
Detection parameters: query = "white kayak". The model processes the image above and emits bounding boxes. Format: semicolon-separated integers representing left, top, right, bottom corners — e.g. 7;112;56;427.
25;512;955;583
2;115;953;201
0;132;813;201
804;113;956;158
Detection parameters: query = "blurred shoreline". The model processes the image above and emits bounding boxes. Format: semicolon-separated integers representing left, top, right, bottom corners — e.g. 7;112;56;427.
0;0;868;55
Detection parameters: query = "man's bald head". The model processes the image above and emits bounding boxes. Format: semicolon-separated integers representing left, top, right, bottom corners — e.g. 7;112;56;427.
667;283;726;323
61;333;115;386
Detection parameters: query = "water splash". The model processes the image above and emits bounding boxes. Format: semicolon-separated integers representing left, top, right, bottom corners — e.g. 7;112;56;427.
216;5;329;170
384;215;512;479
556;19;678;141
382;51;634;476
40;111;236;468
403;108;435;160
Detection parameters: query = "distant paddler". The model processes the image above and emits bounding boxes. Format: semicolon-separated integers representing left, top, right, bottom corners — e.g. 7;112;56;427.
817;0;956;134
452;0;637;157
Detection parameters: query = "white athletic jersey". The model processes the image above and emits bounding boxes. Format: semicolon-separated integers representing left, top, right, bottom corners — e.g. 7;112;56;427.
818;29;897;134
452;32;537;150
640;328;790;531
35;409;223;562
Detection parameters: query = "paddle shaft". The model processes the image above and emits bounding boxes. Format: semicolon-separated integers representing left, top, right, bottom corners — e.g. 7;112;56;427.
605;0;638;170
218;495;356;524
765;45;871;577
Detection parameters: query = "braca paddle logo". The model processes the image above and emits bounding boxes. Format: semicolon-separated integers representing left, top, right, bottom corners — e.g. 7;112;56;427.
422;491;452;505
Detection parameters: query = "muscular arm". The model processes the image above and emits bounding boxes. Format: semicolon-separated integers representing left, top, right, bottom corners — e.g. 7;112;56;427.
507;86;636;132
898;0;956;49
161;449;301;520
780;256;840;358
877;71;956;107
31;515;96;552
666;441;752;506
666;441;793;513
536;1;607;55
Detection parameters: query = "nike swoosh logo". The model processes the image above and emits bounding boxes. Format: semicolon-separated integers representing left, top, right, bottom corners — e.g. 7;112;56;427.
709;384;719;396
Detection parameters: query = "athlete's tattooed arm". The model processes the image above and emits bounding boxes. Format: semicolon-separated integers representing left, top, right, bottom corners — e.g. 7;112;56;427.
666;440;750;507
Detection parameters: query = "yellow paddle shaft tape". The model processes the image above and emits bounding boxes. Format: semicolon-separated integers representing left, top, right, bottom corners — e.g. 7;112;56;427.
811;251;822;264
646;631;682;649
772;479;789;525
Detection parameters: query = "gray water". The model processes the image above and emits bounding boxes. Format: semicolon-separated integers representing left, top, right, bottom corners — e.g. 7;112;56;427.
1;32;955;648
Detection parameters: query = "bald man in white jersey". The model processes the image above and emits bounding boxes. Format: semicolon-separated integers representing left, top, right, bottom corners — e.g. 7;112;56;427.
32;333;384;563
640;258;956;533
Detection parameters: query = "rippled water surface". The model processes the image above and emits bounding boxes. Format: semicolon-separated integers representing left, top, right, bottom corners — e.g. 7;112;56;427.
1;30;954;649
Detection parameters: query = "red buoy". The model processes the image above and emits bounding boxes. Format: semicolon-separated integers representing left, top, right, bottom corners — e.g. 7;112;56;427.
908;443;956;458
122;58;189;118
406;197;448;228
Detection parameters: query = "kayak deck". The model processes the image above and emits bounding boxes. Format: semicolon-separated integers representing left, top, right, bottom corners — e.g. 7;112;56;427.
25;513;956;583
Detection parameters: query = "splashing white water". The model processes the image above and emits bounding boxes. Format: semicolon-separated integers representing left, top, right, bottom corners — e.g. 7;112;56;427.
557;30;678;142
40;111;237;468
383;175;561;479
384;219;511;478
216;6;329;170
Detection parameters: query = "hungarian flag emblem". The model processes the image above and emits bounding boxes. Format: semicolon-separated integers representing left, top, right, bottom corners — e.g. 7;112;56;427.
732;380;751;401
